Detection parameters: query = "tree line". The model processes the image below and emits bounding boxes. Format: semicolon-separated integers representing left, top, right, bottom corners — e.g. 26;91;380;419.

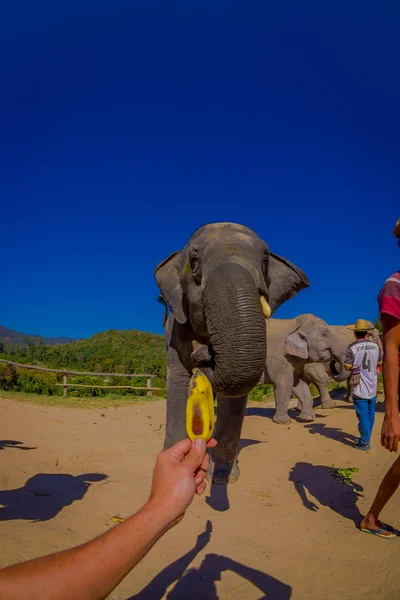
0;329;167;397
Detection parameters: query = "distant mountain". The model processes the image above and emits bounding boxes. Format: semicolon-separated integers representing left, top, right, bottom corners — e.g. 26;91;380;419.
0;325;76;347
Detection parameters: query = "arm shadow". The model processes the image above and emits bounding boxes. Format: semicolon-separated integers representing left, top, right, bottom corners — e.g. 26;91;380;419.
0;440;37;451
127;521;291;599
0;472;107;522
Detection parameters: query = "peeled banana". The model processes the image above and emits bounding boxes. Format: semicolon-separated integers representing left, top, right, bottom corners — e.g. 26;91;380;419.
186;368;215;442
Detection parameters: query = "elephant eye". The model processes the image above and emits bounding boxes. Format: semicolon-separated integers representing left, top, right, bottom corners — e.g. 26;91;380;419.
189;247;202;283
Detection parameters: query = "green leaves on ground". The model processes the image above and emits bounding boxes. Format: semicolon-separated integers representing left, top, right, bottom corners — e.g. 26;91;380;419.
330;466;359;485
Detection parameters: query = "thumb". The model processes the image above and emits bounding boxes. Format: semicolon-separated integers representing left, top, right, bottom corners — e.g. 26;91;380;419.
184;438;207;472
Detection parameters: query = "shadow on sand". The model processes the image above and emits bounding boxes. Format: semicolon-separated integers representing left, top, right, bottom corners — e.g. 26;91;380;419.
0;440;37;451
128;520;291;599
0;472;107;521
304;422;358;448
289;462;363;524
206;439;263;512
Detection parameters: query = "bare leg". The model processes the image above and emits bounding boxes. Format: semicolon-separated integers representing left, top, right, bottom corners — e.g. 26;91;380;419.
360;455;400;535
208;395;247;485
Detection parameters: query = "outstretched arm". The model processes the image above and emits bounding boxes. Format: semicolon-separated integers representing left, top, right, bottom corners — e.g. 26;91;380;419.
0;437;216;600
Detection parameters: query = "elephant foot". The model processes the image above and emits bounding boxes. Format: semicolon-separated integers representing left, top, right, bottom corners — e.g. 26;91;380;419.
207;457;240;485
298;411;315;422
321;399;337;409
273;414;291;424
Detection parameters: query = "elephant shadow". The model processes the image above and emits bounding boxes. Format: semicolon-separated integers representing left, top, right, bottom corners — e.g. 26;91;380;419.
246;406;276;419
127;520;291;599
304;423;358;448
289;462;363;524
206;439;263;512
0;472;107;522
0;440;37;451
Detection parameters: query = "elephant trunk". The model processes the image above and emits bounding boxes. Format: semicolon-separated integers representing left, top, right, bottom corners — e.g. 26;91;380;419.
327;358;350;382
203;262;266;397
327;330;350;382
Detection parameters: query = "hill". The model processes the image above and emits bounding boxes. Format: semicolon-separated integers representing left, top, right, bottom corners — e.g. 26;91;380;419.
0;328;166;397
0;325;76;347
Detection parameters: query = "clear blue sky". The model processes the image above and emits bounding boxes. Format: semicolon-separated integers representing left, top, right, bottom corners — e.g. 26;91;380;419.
1;1;398;338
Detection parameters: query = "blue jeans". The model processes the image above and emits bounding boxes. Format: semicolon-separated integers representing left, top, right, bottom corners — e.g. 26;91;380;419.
353;395;377;446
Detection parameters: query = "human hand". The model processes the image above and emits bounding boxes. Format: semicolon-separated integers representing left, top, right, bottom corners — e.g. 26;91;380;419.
381;413;400;452
147;437;217;526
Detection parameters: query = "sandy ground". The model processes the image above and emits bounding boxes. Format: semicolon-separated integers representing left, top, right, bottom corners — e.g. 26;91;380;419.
1;393;400;600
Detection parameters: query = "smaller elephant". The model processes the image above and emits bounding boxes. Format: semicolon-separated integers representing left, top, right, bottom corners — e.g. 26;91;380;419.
302;323;382;408
263;314;348;423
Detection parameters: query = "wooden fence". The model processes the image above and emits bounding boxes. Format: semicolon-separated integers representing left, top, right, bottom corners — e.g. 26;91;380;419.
0;359;160;397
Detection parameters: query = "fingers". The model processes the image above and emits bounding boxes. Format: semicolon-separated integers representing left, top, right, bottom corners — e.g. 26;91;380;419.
184;438;207;472
165;439;192;462
206;438;218;449
196;480;207;495
382;436;399;453
199;452;210;472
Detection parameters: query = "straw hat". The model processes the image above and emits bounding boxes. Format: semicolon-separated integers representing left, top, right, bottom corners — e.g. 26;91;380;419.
346;319;374;332
394;218;400;238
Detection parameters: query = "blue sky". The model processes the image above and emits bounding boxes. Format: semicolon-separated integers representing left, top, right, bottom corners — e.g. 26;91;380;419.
1;1;398;338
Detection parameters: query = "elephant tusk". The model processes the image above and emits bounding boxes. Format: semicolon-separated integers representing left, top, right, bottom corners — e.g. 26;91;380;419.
260;296;271;319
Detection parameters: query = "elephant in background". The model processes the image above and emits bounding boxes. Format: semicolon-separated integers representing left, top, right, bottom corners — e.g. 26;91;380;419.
263;314;348;424
302;323;382;407
155;222;309;484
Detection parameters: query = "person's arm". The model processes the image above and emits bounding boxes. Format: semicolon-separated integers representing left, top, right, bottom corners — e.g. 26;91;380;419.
344;345;354;371
0;437;216;600
381;313;400;452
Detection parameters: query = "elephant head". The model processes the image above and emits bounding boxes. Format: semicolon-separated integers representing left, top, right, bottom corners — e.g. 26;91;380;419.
285;314;348;377
155;223;310;398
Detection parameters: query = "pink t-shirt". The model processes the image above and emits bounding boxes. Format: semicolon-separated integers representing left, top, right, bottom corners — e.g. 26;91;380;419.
378;272;400;321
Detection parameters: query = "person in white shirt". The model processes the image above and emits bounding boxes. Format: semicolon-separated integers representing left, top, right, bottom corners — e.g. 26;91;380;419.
344;319;383;451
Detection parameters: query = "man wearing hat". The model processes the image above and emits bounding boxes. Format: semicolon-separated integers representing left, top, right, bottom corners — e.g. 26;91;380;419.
345;319;383;451
360;218;400;538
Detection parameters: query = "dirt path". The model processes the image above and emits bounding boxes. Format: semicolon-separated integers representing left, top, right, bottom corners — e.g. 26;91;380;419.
1;395;399;599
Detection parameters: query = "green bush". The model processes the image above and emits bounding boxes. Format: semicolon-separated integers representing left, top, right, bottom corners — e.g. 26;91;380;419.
16;369;59;395
0;363;18;390
249;383;274;402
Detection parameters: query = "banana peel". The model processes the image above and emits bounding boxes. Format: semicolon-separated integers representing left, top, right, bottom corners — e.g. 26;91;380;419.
186;369;215;442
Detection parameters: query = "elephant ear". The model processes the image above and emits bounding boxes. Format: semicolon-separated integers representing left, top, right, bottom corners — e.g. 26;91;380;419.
154;251;187;324
285;328;309;360
267;253;310;314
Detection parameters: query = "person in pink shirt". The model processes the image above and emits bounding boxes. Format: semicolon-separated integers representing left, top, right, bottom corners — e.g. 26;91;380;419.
360;218;400;537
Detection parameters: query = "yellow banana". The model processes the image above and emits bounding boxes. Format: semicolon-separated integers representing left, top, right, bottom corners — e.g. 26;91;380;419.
186;368;215;442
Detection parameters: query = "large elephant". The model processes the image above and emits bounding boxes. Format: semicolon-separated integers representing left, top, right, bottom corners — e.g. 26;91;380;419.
263;314;348;424
302;323;382;407
155;222;309;484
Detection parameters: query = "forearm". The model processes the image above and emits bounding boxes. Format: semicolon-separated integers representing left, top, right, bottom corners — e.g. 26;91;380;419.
383;347;399;416
0;501;174;600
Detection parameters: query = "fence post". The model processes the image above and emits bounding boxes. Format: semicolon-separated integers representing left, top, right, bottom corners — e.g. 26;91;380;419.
63;374;68;397
147;377;152;397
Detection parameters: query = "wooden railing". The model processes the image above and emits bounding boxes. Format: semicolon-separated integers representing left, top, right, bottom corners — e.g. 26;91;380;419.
0;359;160;397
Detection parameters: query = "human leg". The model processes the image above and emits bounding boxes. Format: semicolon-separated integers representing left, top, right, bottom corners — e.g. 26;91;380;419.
353;396;370;447
360;455;400;535
368;396;377;441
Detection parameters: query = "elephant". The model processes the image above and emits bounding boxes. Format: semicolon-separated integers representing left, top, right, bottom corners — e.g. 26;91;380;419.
155;222;309;484
302;323;382;407
262;314;349;424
